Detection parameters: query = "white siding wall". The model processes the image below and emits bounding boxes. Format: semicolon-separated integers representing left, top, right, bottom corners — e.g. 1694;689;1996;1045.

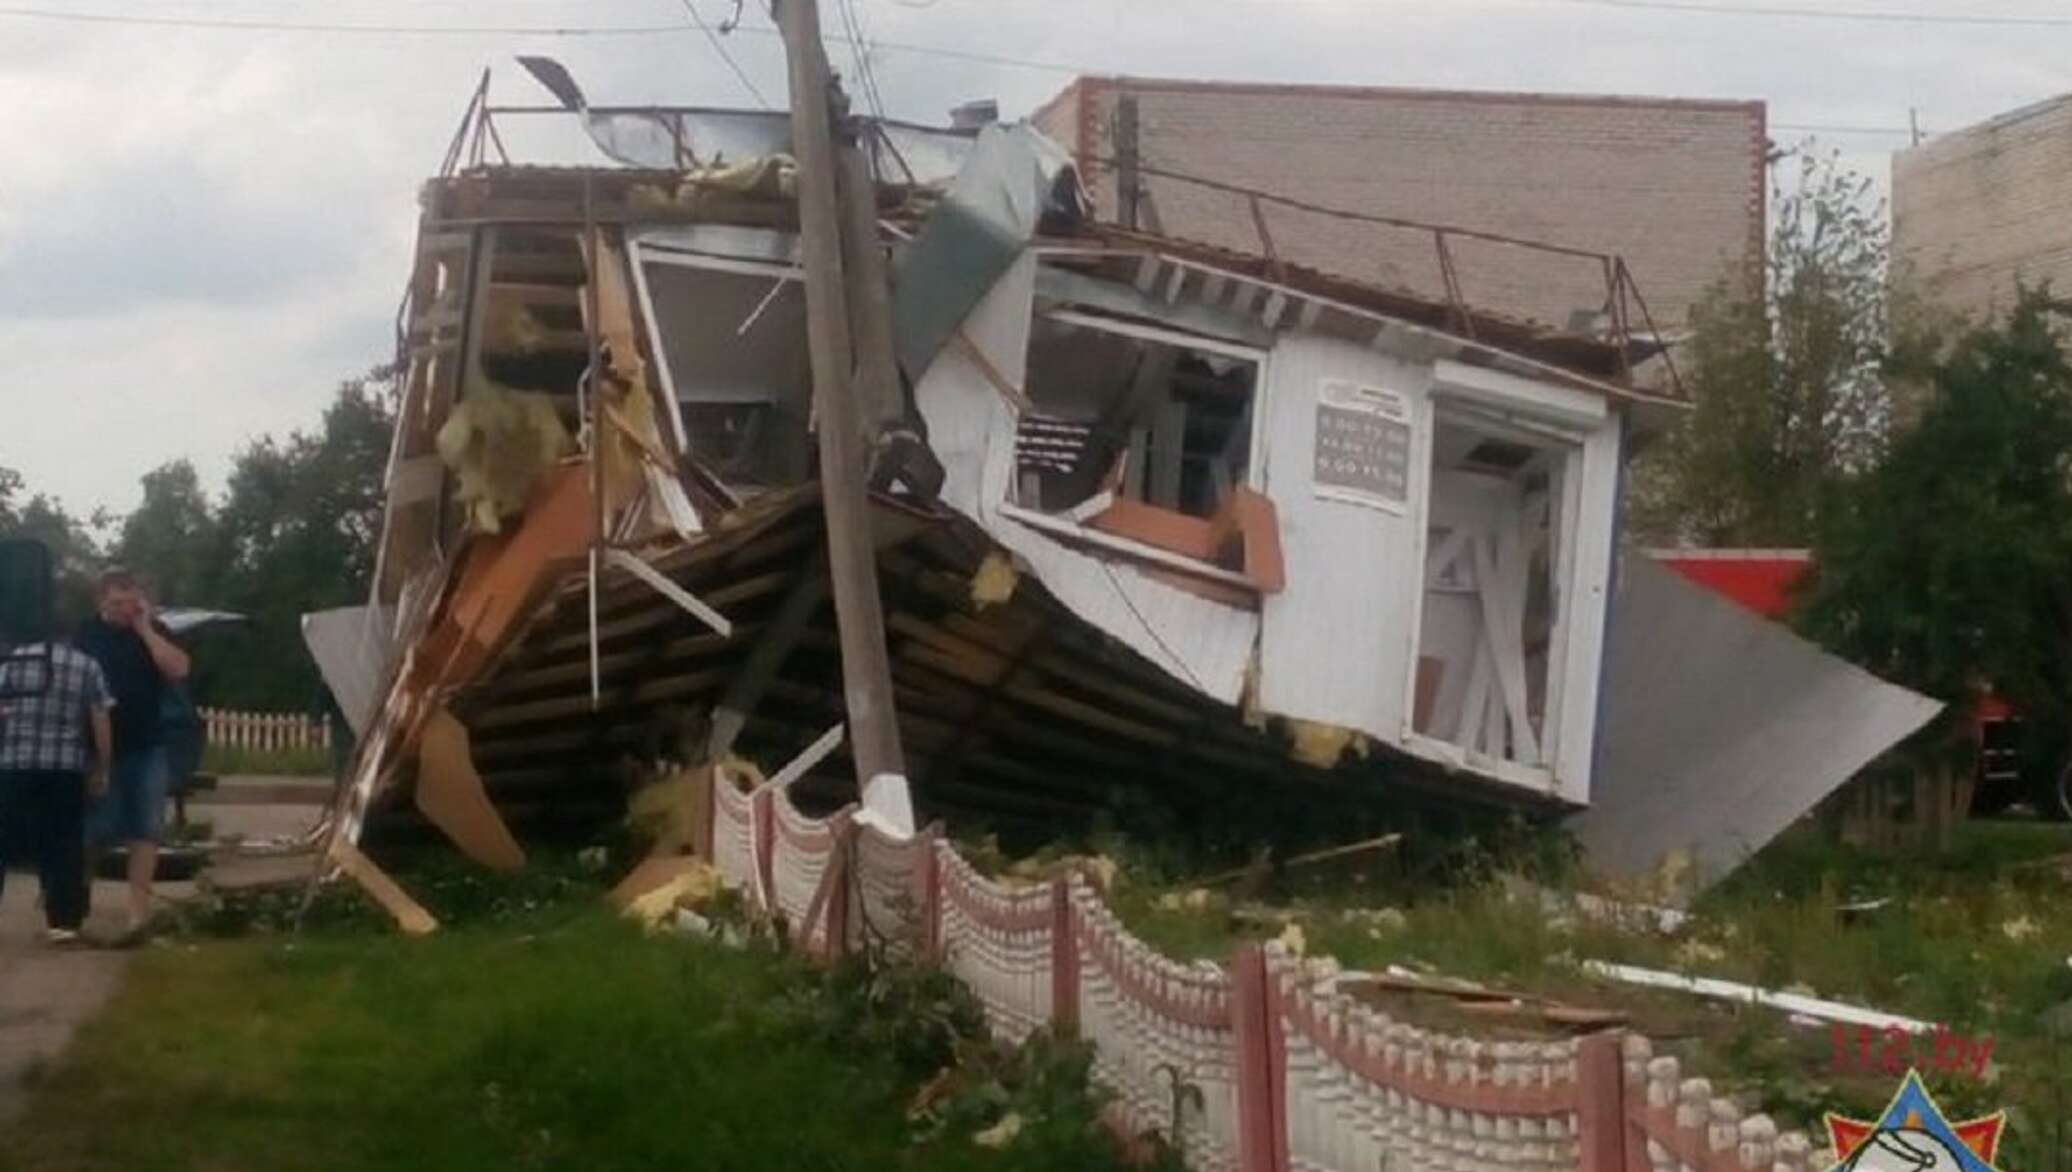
912;256;1625;804
1255;334;1435;744
1256;338;1622;804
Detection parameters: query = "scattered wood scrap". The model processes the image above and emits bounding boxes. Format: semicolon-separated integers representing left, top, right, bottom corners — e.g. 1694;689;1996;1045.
329;840;438;937
1345;968;1630;1030
1192;832;1403;888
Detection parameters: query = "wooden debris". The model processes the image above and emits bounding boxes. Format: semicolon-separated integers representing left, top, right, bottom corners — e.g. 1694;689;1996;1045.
330;839;439;936
1193;833;1402;888
414;707;525;871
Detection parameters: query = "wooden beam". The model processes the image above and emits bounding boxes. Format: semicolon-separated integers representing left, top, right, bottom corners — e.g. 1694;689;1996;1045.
710;557;830;760
471;665;732;729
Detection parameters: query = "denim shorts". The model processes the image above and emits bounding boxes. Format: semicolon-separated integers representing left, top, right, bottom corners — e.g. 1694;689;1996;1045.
88;746;168;845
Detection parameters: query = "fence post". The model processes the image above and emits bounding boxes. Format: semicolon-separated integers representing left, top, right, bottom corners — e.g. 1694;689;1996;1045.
1576;1031;1629;1172
753;787;776;916
1231;943;1285;1172
822;813;852;961
1050;874;1078;1037
919;826;943;964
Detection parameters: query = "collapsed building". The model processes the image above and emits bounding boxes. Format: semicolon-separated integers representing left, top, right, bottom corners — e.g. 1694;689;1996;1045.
309;67;1939;913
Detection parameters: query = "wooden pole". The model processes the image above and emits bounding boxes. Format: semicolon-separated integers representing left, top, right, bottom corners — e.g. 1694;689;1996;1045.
837;142;907;443
1116;93;1141;232
775;0;910;799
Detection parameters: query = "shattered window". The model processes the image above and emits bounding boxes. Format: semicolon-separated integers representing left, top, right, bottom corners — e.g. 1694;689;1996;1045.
1017;310;1258;522
640;260;815;490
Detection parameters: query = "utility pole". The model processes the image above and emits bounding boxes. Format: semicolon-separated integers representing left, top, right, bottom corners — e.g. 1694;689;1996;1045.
773;0;912;828
1116;93;1141;232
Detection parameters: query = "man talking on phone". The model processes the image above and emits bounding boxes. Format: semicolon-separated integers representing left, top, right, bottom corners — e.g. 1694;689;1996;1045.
75;568;189;941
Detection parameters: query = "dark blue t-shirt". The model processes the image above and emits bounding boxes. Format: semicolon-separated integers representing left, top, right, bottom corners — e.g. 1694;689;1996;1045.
75;617;171;754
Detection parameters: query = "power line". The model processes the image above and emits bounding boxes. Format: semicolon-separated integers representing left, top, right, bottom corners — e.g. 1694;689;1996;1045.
726;19;1090;72
0;4;686;35
1545;0;2072;29
1774;122;1915;136
677;0;772;109
834;0;890;120
0;1;1983;140
0;3;1096;69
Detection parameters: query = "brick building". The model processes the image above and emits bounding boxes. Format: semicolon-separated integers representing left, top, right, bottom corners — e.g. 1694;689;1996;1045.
1893;94;2072;323
1032;76;1767;333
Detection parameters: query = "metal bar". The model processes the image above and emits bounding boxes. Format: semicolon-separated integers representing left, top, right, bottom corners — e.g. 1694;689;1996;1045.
604;548;736;637
1102;157;1620;264
483;111;513;168
1433;230;1476;342
757;722;848;794
1247;193;1285;282
1617;258;1688;398
1116;94;1142;232
438;68;489;179
1602;255;1631;379
584;176;606;709
708;557;828;760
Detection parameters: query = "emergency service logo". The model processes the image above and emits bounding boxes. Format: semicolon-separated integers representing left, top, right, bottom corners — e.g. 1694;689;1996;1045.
1824;1070;2006;1171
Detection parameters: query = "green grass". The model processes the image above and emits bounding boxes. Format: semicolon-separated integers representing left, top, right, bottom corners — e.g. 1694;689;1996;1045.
0;900;1143;1172
1093;816;2072;1167
201;743;332;777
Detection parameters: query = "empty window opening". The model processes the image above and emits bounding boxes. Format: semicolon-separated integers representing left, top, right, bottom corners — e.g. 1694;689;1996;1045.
1017;310;1259;526
639;259;814;491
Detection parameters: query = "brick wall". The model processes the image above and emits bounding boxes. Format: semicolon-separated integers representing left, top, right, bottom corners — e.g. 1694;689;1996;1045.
1034;77;1766;332
1894;94;2072;324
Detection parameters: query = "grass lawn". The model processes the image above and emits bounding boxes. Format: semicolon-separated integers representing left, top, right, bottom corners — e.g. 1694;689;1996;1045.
1096;816;2072;1168
0;902;1138;1172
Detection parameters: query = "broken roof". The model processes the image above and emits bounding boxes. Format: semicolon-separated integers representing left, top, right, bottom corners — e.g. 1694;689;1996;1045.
420;157;1681;409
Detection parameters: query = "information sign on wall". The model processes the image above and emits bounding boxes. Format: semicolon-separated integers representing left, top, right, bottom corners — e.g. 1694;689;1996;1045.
1314;380;1414;513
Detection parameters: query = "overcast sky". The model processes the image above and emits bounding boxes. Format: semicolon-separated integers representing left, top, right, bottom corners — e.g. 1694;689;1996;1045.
3;0;2068;518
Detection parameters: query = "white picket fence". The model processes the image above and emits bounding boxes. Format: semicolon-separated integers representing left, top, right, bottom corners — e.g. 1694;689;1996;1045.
200;708;332;755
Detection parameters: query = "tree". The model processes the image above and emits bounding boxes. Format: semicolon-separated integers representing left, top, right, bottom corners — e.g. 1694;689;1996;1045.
1630;147;1934;546
0;365;394;708
1799;290;2072;825
190;368;396;710
112;460;216;607
0;463;103;623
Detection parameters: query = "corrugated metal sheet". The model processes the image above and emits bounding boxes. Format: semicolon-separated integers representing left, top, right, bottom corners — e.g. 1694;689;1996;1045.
913;254;1259;704
1570;556;1942;889
301;605;395;738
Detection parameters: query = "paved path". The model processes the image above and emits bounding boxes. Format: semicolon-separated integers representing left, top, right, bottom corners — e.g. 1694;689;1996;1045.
0;877;139;1123
0;778;328;1124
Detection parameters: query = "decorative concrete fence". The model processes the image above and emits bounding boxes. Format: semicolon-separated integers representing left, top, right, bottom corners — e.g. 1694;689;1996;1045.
707;775;1830;1172
200;708;332;755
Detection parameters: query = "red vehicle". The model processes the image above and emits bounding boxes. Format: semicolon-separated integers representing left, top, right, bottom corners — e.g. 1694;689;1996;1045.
1652;549;2065;820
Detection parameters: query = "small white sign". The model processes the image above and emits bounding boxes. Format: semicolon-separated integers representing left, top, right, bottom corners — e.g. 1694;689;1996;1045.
1313;380;1414;514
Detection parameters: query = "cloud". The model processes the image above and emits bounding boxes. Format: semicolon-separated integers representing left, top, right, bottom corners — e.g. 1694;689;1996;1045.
6;0;2072;518
0;155;371;318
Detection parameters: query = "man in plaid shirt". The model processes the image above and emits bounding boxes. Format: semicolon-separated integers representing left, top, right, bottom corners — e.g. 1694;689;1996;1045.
0;618;114;944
